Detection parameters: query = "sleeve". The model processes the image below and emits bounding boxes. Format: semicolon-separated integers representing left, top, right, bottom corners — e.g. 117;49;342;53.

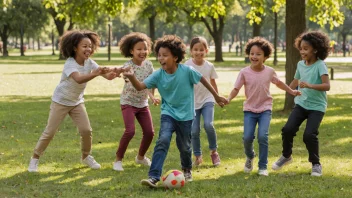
143;69;160;89
294;62;301;80
318;62;329;76
188;65;202;84
209;63;218;79
63;59;78;77
89;59;99;71
234;71;244;90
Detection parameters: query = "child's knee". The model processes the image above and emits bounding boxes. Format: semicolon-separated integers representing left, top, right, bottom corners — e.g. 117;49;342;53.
203;123;214;132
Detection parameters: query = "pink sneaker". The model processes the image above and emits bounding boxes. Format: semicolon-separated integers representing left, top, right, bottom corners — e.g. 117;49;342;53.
211;152;221;166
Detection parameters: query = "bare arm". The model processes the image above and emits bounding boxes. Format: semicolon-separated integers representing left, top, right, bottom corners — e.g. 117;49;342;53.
299;75;330;91
148;88;160;105
227;88;240;102
200;76;228;106
276;80;301;96
210;79;218;93
124;71;147;91
70;69;101;84
289;79;299;89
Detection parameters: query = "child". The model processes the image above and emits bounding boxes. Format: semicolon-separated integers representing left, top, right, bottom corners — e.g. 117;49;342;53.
272;31;330;177
123;35;228;188
227;37;300;176
184;36;220;166
28;30;124;172
113;32;159;171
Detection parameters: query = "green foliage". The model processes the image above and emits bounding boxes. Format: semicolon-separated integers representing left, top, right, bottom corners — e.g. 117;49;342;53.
246;0;265;25
308;0;345;30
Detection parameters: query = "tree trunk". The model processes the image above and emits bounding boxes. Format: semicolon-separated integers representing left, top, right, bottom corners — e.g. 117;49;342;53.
148;13;156;43
252;22;261;37
342;33;347;57
1;25;9;57
214;33;223;62
188;24;193;43
283;0;306;111
20;24;25;56
37;37;41;50
273;12;278;66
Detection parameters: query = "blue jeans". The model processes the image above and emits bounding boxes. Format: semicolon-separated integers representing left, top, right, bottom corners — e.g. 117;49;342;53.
243;110;272;170
192;102;217;156
148;114;193;180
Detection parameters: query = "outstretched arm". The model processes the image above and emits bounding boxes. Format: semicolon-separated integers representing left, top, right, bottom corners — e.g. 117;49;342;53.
123;70;147;91
276;80;301;96
148;88;160;106
200;77;228;107
70;67;110;84
227;88;239;102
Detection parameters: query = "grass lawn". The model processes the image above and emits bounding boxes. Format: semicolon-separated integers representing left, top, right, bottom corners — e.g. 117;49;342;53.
0;56;352;197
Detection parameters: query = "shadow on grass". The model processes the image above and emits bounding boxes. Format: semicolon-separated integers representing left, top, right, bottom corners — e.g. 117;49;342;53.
0;94;351;197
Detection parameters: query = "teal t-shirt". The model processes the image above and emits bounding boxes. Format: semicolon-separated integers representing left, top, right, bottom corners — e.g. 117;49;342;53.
144;64;202;121
294;59;328;112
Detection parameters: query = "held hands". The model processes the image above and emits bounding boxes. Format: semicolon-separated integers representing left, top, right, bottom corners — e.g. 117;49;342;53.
215;96;229;108
291;90;302;96
122;67;134;78
151;98;161;106
113;66;131;78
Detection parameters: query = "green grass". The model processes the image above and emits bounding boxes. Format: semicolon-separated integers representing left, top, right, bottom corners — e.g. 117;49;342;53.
1;60;352;197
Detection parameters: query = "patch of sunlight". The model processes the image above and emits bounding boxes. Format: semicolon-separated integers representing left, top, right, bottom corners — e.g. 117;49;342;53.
334;137;352;145
221;126;243;134
83;177;112;186
94;142;117;149
40;175;64;182
270;118;288;124
214;119;241;125
58;175;84;184
269;133;281;140
327;106;343;111
323;116;351;124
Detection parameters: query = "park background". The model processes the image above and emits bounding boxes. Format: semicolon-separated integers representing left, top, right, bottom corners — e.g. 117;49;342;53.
1;0;352;197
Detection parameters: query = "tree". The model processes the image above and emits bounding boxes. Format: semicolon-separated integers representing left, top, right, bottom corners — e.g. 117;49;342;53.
174;0;238;62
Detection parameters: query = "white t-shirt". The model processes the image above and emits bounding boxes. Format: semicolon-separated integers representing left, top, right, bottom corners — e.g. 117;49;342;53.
52;57;99;106
120;60;154;108
184;59;218;110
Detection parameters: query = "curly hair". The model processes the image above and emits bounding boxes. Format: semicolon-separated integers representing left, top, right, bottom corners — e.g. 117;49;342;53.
60;30;100;58
154;35;186;63
190;36;208;50
245;37;274;57
118;32;152;57
294;31;331;60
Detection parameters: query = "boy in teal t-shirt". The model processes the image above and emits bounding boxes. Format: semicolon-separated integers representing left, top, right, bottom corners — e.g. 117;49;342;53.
123;35;228;188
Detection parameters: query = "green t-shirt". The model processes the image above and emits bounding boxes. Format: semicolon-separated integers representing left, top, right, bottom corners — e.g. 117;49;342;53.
144;64;202;121
294;60;328;112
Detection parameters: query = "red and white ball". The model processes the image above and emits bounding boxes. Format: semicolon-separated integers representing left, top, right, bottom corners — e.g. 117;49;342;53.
162;170;185;189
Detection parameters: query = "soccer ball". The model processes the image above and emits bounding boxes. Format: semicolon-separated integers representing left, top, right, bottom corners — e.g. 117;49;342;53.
162;170;185;189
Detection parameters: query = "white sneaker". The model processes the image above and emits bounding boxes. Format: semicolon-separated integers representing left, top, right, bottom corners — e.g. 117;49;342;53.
113;161;124;171
135;156;151;166
258;169;269;176
82;155;101;169
28;158;39;172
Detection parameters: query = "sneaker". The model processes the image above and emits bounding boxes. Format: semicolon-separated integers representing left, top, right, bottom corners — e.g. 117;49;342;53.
135;156;151;166
258;169;269;176
193;155;203;166
311;164;322;177
82;155;101;169
244;157;254;173
183;169;193;182
28;158;39;172
113;161;124;171
272;156;293;170
141;177;159;188
211;152;221;166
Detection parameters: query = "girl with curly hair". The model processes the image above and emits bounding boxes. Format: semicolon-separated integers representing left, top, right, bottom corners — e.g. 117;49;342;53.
28;30;123;172
227;37;300;176
272;31;331;177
